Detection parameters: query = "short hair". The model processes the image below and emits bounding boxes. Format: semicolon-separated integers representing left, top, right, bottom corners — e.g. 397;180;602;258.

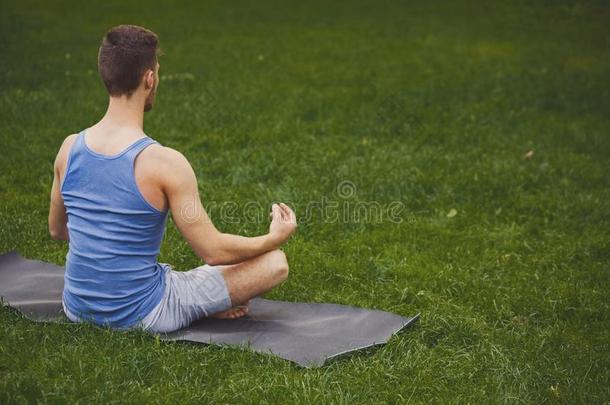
98;25;160;97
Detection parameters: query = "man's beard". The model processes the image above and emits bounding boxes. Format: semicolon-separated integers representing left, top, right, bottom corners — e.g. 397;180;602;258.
144;87;156;112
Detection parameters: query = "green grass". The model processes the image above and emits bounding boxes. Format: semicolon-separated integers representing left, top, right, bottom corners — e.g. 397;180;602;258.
1;0;609;403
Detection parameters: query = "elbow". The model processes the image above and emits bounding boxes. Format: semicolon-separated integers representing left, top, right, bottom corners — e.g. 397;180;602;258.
203;254;223;267
49;227;67;241
202;246;230;266
201;234;228;266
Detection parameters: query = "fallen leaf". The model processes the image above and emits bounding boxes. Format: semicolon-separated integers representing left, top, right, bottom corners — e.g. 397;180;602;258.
523;149;534;160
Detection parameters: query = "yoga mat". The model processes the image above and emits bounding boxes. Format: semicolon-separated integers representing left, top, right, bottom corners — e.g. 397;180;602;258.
0;251;419;367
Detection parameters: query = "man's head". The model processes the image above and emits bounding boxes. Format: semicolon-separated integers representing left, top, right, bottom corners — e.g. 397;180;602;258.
98;25;161;112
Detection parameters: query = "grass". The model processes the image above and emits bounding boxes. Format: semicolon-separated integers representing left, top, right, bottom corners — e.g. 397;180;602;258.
0;0;609;403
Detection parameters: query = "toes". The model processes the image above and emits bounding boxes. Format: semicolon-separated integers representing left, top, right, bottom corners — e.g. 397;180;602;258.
233;308;246;318
219;305;248;319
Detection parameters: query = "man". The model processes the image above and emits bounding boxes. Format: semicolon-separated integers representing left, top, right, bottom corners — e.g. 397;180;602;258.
48;25;297;333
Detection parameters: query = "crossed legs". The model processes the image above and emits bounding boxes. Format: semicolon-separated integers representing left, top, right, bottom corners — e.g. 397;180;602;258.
210;249;289;319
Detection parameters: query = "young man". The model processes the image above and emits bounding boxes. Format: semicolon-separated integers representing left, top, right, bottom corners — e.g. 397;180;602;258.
48;25;297;333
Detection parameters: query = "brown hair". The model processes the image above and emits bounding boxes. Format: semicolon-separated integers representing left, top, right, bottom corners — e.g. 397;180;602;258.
98;25;160;97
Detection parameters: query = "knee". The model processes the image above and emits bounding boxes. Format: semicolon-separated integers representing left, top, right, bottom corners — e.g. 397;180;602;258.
269;249;289;282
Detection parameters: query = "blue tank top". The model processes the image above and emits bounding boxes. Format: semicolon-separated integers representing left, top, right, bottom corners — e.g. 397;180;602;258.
61;129;168;329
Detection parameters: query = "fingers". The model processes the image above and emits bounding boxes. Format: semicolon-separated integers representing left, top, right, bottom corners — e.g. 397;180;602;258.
271;203;281;221
271;203;286;221
270;203;297;224
278;203;289;219
279;203;296;224
279;204;288;221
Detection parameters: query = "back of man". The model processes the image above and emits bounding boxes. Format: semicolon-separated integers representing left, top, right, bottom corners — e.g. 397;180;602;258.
49;25;297;333
59;127;168;328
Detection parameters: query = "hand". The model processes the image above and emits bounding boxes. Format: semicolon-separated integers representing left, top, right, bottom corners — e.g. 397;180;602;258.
268;203;297;246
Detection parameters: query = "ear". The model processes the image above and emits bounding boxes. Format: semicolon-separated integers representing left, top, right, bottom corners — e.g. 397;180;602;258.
144;69;155;89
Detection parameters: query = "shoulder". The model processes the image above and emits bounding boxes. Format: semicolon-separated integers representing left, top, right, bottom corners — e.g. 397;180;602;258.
138;144;197;187
62;133;79;147
139;144;193;172
54;133;79;170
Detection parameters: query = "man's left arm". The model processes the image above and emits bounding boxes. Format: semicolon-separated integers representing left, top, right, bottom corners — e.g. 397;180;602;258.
48;135;76;241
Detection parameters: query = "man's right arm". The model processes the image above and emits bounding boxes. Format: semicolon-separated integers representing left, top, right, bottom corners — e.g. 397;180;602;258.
159;148;296;266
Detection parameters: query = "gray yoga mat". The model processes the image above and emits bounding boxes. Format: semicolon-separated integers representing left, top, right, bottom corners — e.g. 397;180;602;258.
0;251;419;367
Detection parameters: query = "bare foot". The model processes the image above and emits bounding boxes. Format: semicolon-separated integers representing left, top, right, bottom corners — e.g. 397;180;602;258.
210;300;250;319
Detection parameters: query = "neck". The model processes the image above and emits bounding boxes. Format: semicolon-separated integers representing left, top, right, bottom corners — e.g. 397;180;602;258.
100;95;145;130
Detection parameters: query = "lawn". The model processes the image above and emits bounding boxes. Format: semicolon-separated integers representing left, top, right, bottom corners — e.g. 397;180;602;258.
0;0;609;403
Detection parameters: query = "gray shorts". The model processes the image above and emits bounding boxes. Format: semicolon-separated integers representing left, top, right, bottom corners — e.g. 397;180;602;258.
63;263;233;334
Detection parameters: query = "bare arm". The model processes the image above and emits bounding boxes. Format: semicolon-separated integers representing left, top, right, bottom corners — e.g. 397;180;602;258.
48;135;77;241
162;150;296;266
